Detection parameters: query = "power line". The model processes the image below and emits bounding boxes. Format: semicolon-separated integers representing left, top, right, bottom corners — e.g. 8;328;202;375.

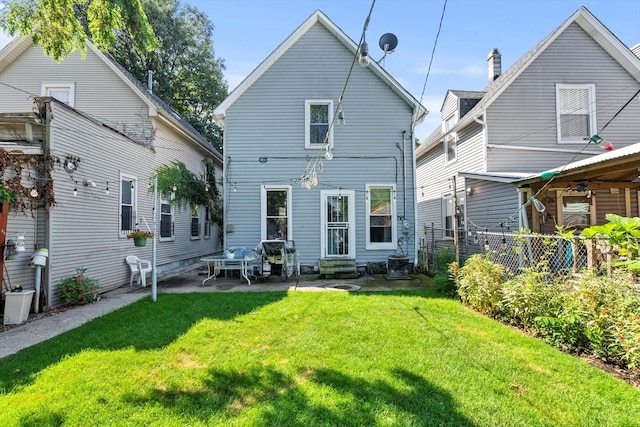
418;0;448;107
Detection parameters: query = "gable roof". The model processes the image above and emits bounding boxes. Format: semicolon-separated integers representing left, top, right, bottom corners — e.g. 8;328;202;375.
417;6;640;158
0;36;222;162
213;9;427;126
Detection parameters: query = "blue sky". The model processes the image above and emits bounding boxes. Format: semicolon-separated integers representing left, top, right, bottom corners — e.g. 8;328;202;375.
2;0;639;141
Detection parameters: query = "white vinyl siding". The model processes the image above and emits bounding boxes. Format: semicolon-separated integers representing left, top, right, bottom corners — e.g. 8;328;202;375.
556;83;596;144
42;82;75;107
305;100;334;149
366;184;396;249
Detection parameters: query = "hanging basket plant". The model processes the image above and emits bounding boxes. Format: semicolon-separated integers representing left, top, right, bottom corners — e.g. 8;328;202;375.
154;159;222;226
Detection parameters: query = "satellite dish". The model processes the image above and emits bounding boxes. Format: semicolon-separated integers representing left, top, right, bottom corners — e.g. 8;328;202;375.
379;33;398;53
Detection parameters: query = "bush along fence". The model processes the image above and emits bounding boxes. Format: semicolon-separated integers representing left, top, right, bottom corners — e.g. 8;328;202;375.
450;214;640;372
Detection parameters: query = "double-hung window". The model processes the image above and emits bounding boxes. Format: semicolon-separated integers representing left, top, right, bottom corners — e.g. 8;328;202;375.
191;204;200;239
42;83;75;107
204;206;211;239
305;100;334;149
366;184;396;249
160;192;174;239
262;186;292;240
443;114;457;163
442;194;455;238
556;84;596;143
120;174;137;236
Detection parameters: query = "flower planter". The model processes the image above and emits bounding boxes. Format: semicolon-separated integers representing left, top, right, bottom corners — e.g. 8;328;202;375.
133;238;147;247
3;290;35;325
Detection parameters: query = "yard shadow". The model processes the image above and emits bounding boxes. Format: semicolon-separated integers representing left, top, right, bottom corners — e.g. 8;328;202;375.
123;365;474;426
0;292;287;392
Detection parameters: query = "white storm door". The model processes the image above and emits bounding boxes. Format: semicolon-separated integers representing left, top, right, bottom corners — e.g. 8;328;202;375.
321;190;355;258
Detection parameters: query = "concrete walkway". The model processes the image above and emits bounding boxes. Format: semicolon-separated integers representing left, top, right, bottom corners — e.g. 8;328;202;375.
1;268;419;359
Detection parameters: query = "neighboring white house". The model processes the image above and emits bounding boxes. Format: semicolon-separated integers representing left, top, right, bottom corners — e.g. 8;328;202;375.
0;37;223;309
214;10;426;276
416;7;640;248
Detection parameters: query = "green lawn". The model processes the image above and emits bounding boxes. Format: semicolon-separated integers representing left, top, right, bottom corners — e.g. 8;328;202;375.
0;289;638;426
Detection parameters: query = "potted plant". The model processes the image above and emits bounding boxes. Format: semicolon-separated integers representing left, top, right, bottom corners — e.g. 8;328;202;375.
127;229;154;247
225;248;236;259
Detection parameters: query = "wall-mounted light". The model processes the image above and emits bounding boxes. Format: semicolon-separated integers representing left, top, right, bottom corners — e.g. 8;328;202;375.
466;187;473;196
15;231;25;253
82;178;96;187
233;183;237;192
29;188;38;198
105;182;110;195
338;110;345;125
73;182;78;197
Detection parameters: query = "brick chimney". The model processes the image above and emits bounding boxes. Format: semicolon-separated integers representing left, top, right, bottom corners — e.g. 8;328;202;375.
487;48;501;82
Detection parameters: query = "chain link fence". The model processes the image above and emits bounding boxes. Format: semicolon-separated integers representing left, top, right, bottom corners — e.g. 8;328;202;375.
420;224;619;278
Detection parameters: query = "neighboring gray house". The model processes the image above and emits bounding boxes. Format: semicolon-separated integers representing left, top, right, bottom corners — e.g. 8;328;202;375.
0;37;223;309
214;10;426;275
416;7;640;245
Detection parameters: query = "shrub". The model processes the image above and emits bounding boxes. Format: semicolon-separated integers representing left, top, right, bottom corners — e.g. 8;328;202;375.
501;267;556;330
454;254;506;317
57;267;100;306
431;248;456;295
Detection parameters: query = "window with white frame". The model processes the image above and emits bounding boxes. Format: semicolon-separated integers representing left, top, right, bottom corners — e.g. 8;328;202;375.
305;100;334;149
556;84;596;144
442;194;455;238
366;184;396;249
191;204;200;239
443;114;457;163
120;175;137;236
42;83;75;107
204;206;211;239
262;186;292;240
159;192;174;239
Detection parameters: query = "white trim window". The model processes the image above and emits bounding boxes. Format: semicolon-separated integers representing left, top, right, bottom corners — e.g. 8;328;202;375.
41;82;75;107
442;193;455;238
120;174;138;236
443;114;457;163
204;206;211;239
305;100;334;149
556;83;596;144
191;204;201;239
261;186;292;240
366;184;397;249
159;192;174;240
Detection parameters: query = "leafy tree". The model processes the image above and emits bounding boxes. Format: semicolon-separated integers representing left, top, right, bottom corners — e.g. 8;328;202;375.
106;0;227;151
0;0;158;61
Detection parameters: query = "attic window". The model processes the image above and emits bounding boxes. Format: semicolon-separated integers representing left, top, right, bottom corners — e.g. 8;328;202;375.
42;83;75;107
305;100;334;149
556;84;596;144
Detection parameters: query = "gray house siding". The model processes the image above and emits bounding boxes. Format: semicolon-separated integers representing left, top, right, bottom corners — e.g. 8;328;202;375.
3;100;219;307
0;44;152;139
223;23;417;267
486;23;640;172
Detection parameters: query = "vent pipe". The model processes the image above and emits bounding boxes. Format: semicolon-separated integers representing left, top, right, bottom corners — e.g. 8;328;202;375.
148;70;154;93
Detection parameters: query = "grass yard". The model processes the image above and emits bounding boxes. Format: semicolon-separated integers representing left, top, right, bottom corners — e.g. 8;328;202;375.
0;289;638;426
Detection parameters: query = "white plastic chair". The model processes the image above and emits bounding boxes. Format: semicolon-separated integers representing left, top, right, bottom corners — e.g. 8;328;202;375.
125;255;152;287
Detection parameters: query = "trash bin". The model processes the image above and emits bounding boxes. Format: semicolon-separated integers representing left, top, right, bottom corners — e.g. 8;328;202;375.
3;290;34;325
